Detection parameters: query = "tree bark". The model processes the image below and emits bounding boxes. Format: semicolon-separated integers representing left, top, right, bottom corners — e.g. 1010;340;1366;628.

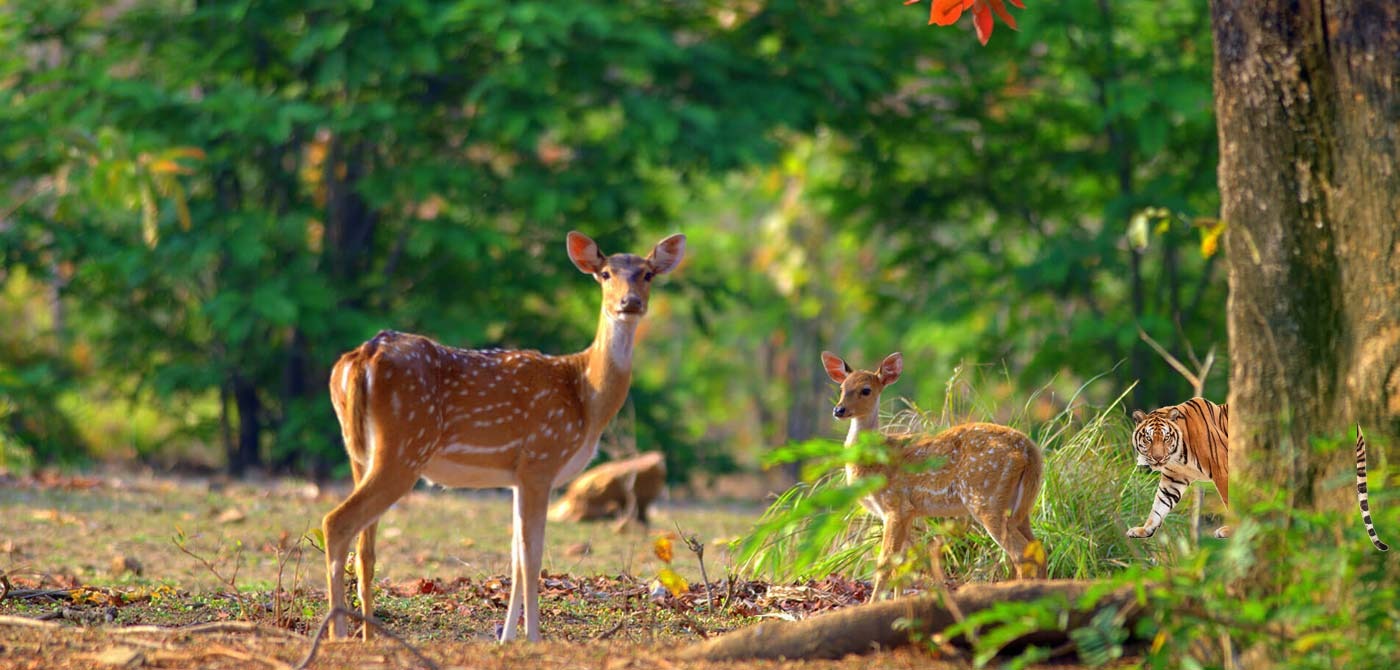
1213;0;1398;524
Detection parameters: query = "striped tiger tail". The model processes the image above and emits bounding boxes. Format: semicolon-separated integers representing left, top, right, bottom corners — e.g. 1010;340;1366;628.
1356;425;1389;552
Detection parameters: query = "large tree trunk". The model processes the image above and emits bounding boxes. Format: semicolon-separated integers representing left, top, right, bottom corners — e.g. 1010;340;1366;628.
1213;0;1398;531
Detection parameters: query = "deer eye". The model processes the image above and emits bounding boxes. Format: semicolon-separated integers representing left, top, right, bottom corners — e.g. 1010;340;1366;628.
600;271;611;280
644;272;653;282
860;388;872;396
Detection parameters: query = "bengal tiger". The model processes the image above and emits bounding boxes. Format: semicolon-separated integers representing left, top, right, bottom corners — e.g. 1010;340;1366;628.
1128;397;1388;551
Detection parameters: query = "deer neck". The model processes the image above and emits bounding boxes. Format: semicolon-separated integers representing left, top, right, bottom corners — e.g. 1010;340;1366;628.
844;409;880;486
574;309;639;432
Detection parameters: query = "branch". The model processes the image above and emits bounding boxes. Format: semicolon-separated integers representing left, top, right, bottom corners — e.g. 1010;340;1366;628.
1136;327;1199;389
295;607;439;670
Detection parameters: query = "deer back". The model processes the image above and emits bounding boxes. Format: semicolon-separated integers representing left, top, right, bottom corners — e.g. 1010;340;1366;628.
862;422;1039;518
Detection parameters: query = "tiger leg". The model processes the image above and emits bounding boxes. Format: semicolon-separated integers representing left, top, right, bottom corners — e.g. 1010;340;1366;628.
1129;474;1188;538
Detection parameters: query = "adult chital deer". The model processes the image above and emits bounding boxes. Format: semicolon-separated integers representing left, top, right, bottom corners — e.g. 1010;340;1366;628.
821;351;1045;597
323;231;685;642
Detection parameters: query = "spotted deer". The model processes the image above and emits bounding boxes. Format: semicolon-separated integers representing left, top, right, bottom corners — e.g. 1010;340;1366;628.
323;231;685;642
821;351;1045;597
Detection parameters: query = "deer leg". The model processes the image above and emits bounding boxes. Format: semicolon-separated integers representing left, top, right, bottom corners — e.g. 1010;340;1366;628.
872;510;911;601
500;488;526;642
972;505;1026;581
323;465;415;640
1015;517;1044;578
355;521;378;641
500;478;549;642
518;478;550;642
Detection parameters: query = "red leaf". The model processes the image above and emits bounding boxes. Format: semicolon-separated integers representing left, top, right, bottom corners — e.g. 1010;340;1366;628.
973;2;993;45
929;0;968;25
986;0;1018;30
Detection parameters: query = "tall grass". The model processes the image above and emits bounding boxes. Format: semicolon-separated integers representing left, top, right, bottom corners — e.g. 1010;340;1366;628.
736;366;1193;583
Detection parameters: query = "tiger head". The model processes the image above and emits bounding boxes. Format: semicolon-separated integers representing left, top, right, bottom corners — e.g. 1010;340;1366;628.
1131;407;1184;469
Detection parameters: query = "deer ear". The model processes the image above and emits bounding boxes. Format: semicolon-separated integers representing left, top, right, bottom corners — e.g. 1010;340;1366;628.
821;351;850;383
567;231;606;274
878;352;903;386
1131;410;1147;423
647;233;686;275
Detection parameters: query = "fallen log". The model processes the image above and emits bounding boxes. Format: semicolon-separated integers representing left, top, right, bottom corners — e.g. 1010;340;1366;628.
677;579;1142;661
548;452;665;525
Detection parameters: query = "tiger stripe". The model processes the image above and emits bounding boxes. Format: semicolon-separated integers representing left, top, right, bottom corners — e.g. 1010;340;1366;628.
1356;425;1389;552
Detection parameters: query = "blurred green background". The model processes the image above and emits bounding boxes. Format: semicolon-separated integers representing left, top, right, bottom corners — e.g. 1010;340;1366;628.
0;0;1224;485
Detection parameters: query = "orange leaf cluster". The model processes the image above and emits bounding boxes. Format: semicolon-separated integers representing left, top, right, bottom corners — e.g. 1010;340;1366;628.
653;534;675;563
905;0;1025;45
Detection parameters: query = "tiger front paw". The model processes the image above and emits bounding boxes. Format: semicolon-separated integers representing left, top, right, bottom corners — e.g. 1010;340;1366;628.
1126;526;1155;538
1213;525;1232;539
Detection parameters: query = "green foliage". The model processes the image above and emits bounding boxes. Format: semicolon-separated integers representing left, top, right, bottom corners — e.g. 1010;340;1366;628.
902;488;1400;667
1;0;1222;480
1135;495;1400;669
0;0;906;473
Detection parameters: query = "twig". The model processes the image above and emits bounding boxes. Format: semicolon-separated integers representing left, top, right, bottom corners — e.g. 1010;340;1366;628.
1137;327;1201;389
593;616;627;641
2;588;75;601
675;523;715;613
295;606;439;670
669;607;710;639
111;621;304;637
723;574;735;614
1137;326;1217;547
926;537;976;646
172;535;252;619
0;614;62;629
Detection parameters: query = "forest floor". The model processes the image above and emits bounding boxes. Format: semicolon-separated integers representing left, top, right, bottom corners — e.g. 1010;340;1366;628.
0;470;1127;669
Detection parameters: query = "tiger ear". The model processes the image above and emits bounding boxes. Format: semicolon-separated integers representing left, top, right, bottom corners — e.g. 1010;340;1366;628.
1131;410;1146;423
1168;407;1184;422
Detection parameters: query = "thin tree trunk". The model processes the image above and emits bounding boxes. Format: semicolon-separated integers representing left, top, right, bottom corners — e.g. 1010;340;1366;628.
229;373;262;475
1213;0;1399;541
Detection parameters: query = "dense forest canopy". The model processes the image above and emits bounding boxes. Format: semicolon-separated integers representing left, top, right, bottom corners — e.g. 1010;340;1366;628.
0;0;1221;480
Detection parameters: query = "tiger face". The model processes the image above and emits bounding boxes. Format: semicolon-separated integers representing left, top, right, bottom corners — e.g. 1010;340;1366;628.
1131;407;1184;469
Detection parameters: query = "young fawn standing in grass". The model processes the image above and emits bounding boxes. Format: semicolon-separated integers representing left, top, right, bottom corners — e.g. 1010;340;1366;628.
322;231;685;642
821;351;1046;597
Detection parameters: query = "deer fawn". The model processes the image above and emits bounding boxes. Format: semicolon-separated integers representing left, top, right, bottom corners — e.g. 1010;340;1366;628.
323;231;685;642
821;351;1045;597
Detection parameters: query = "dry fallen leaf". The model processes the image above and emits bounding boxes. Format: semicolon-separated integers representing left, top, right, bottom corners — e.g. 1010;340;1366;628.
214;508;246;524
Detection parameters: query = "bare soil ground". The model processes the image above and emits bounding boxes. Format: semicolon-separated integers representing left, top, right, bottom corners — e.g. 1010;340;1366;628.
0;471;1109;669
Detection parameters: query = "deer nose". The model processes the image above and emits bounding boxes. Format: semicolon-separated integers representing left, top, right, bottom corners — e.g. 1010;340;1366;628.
619;295;644;313
833;406;847;418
